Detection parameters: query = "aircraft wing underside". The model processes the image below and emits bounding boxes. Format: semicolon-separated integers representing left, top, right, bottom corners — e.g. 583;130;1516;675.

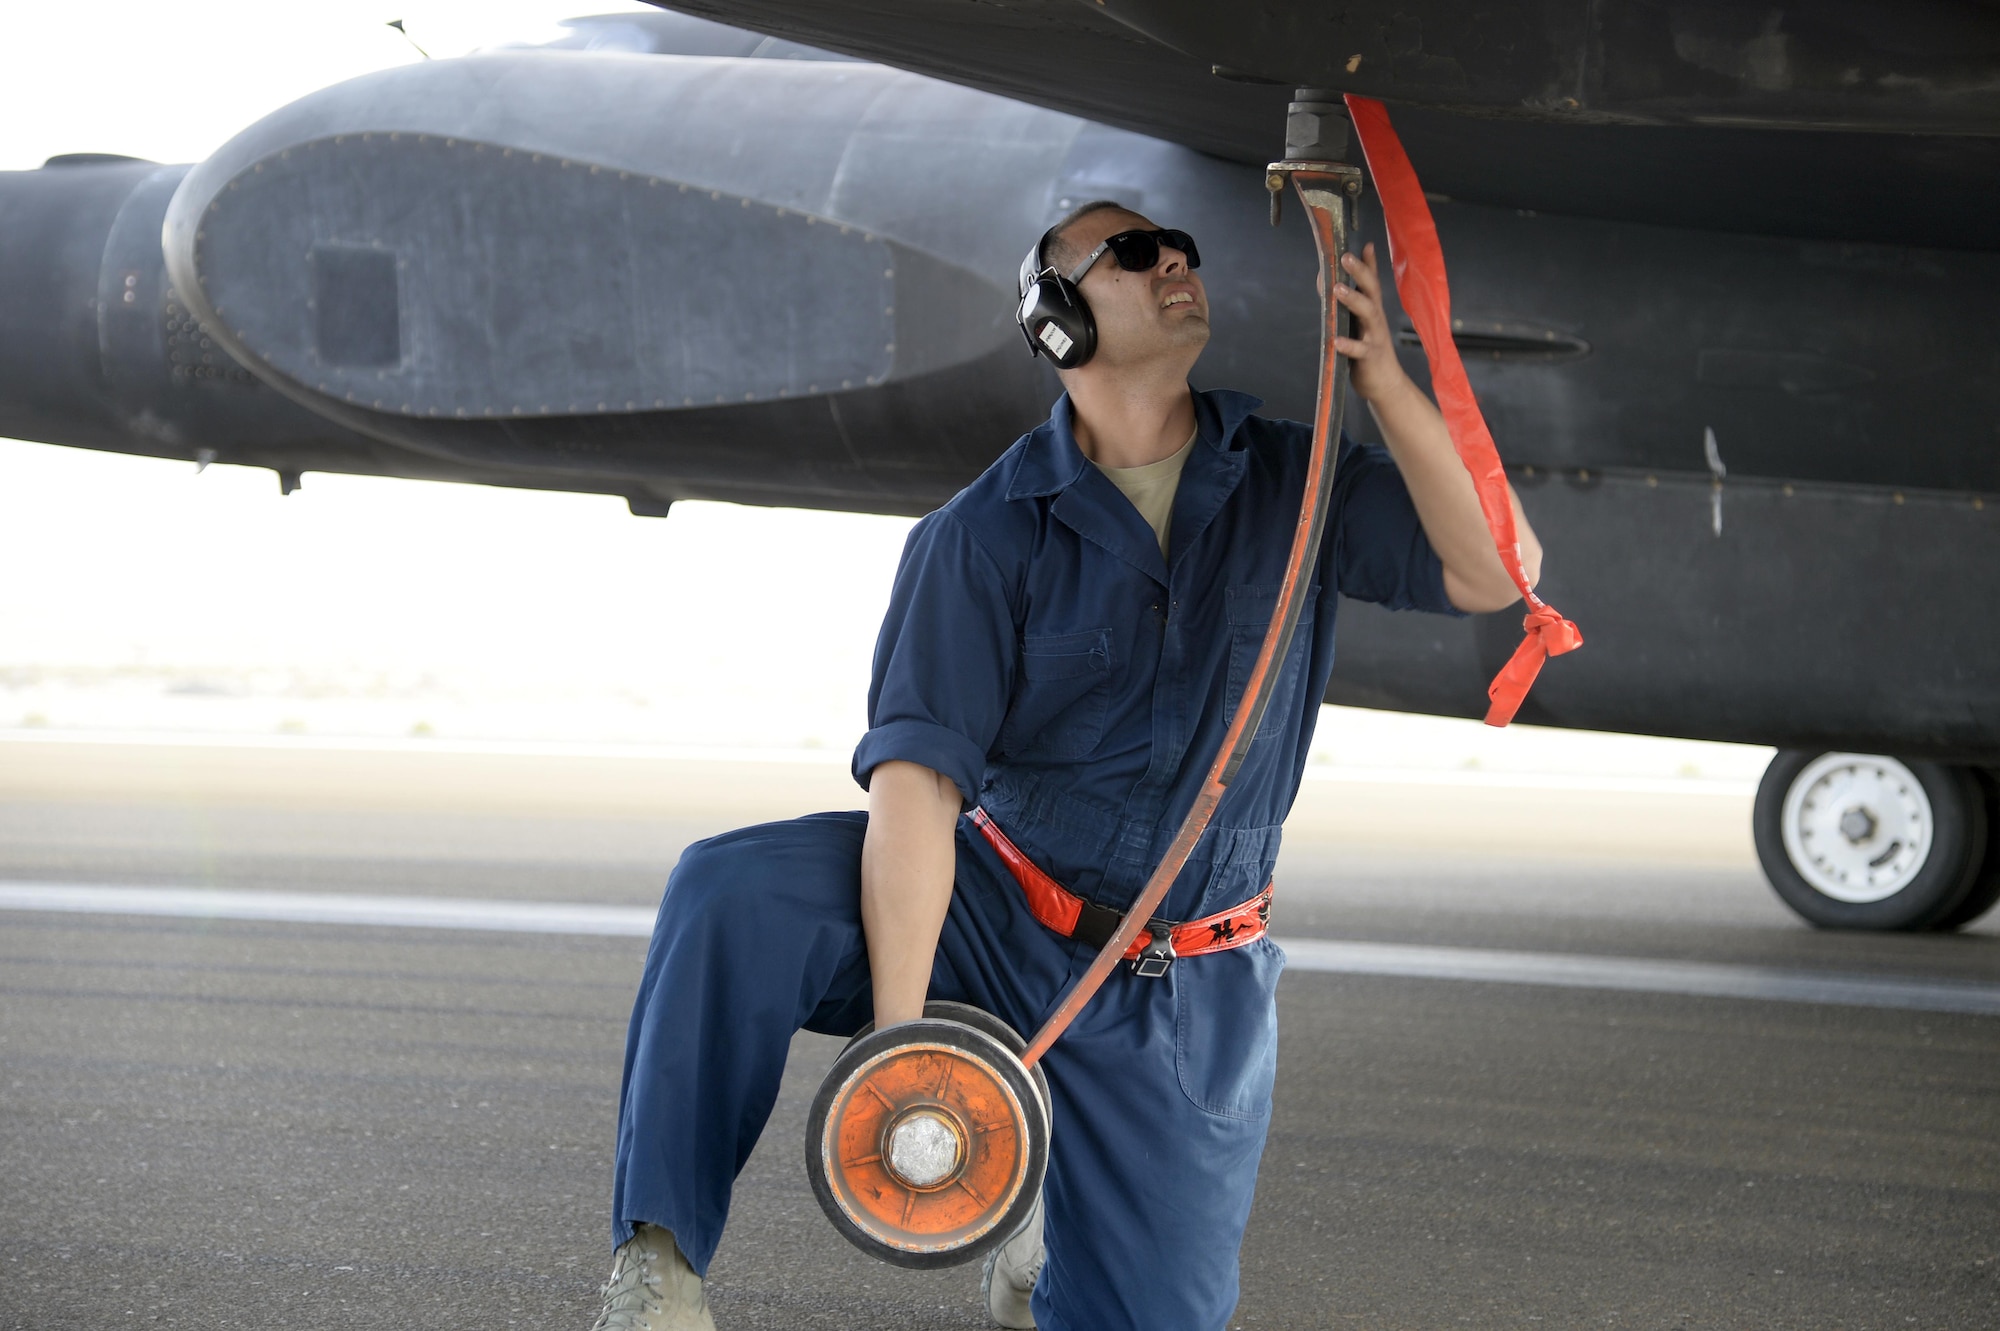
646;0;2000;250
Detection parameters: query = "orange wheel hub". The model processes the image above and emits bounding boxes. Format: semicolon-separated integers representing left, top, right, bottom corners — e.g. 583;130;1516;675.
806;1013;1049;1268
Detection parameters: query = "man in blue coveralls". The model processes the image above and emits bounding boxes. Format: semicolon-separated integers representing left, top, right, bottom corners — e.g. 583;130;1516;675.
589;201;1543;1331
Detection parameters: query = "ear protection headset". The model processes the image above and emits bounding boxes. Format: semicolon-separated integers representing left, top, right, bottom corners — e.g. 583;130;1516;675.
1015;228;1097;370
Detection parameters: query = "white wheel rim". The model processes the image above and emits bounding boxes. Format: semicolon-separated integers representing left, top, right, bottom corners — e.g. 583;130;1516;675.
1779;753;1933;904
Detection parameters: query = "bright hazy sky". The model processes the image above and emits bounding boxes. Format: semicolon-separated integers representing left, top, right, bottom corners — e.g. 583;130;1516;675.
0;2;658;172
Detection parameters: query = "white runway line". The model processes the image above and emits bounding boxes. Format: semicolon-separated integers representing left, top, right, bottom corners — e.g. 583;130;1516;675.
3;882;1997;1017
0;882;656;937
1278;938;2000;1018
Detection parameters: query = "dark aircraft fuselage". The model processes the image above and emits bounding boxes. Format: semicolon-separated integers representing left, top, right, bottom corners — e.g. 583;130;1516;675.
0;14;1994;759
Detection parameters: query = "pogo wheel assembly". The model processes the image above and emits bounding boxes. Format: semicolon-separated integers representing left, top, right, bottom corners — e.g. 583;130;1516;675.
805;1002;1050;1267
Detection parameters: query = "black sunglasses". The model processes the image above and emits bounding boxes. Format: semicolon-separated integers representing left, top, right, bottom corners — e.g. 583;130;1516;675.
1066;228;1201;284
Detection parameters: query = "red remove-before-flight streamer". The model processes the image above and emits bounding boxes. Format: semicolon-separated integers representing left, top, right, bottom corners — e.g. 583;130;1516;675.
1345;94;1583;726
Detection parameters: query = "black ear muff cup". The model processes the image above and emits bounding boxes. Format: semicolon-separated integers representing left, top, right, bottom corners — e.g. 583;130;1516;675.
1017;276;1095;369
1015;231;1096;370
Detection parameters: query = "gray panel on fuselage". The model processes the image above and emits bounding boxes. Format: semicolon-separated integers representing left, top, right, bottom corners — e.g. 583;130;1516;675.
1334;470;2000;758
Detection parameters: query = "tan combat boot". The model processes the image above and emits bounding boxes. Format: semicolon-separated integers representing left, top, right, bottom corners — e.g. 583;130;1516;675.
589;1224;715;1331
979;1192;1043;1328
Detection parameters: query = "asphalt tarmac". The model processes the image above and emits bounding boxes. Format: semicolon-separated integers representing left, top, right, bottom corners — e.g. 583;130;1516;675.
3;737;1997;1329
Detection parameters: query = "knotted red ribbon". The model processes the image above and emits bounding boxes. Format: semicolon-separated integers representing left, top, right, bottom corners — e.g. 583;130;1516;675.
1344;94;1582;727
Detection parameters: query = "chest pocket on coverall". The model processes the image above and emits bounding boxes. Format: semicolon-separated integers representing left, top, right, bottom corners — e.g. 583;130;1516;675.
1223;584;1320;740
997;628;1115;761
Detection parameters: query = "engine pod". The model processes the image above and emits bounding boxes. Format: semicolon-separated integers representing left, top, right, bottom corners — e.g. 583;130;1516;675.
181;135;899;418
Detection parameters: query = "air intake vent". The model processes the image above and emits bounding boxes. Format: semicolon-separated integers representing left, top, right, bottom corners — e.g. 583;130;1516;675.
1397;320;1589;363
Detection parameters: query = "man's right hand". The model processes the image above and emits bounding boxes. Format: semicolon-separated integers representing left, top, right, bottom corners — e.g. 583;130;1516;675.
861;760;962;1027
1330;243;1412;407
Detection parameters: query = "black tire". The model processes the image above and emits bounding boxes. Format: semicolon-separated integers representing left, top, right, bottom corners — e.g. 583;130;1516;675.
1754;750;1987;931
842;1000;1051;1118
1932;768;2000;931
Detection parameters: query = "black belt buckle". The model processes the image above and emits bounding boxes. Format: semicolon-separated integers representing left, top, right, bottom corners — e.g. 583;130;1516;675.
1131;919;1178;977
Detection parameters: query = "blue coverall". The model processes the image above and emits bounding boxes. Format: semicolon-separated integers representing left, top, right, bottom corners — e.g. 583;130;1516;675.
612;388;1459;1331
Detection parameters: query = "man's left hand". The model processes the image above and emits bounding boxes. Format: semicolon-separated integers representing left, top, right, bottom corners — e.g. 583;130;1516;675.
1330;243;1409;406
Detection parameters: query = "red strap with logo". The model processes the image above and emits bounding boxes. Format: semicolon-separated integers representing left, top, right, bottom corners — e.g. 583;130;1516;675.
1344;95;1583;726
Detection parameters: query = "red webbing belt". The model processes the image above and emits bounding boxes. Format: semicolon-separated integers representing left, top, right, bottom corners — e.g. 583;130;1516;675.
1345;95;1583;726
969;808;1272;960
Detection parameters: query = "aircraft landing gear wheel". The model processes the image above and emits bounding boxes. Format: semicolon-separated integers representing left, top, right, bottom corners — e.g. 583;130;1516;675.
1754;751;1988;931
805;1004;1050;1269
1933;769;2000;931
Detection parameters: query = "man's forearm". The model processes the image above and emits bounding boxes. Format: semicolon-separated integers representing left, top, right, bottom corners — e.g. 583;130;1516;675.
861;759;963;1027
1367;373;1542;612
1332;243;1542;613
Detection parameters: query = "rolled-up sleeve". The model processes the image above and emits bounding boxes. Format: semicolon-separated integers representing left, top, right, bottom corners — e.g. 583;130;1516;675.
1324;433;1464;616
852;510;1016;806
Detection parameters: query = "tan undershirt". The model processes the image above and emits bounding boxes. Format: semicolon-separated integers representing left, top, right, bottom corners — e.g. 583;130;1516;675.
1093;429;1197;556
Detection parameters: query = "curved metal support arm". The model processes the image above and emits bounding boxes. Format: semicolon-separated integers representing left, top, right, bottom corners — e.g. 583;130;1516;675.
1020;163;1360;1068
